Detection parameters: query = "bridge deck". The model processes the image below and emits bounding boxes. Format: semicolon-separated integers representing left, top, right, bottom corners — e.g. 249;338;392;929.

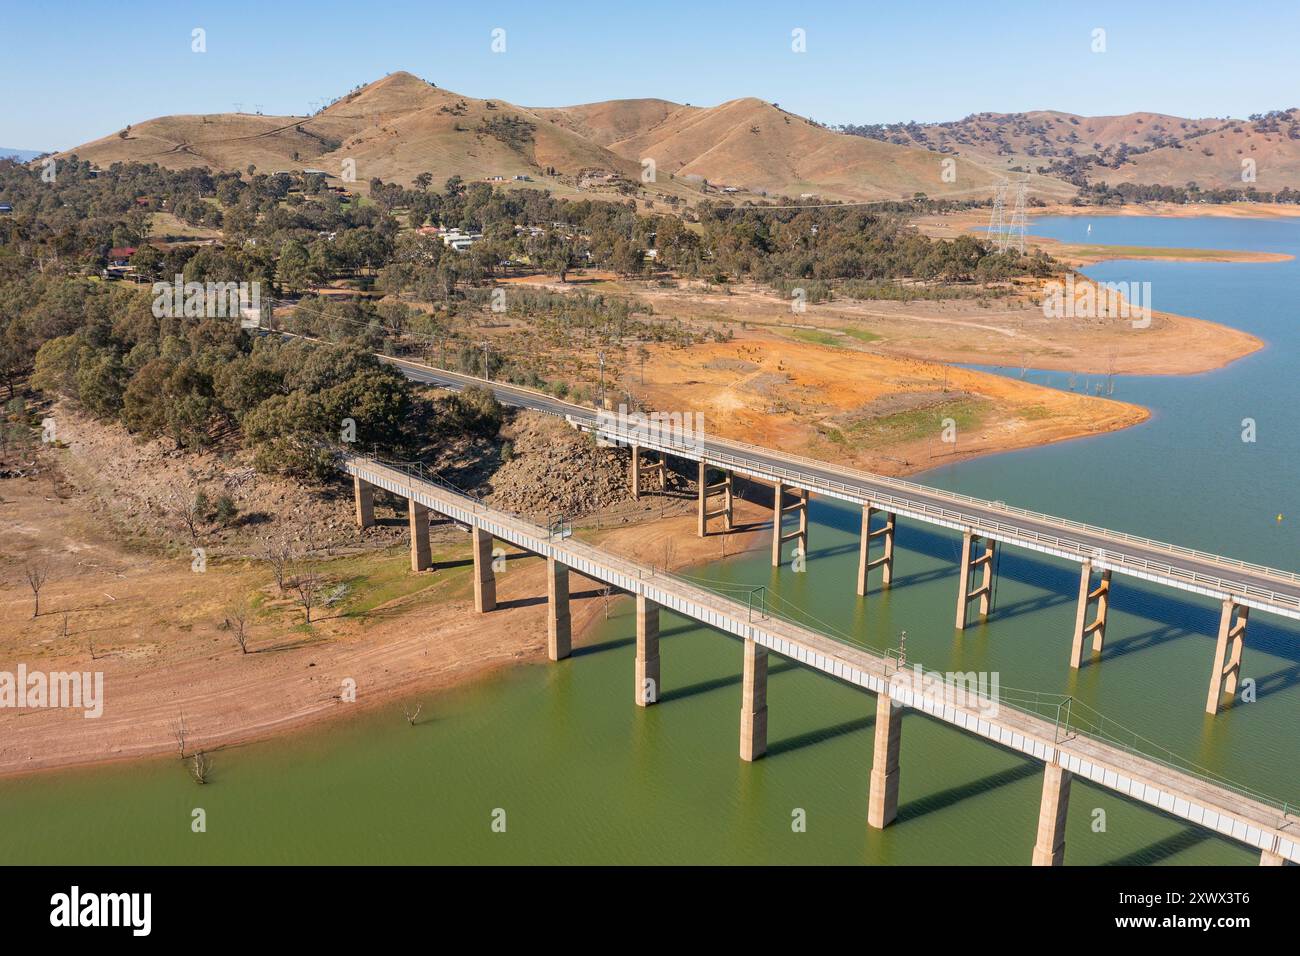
380;357;1300;622
345;453;1300;863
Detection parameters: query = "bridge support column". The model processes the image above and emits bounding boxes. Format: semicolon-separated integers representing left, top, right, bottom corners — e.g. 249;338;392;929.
1205;598;1248;715
697;461;707;537
631;443;641;500
631;445;665;501
354;476;375;529
472;524;496;613
772;482;809;567
1031;762;1072;866
546;556;571;661
1069;562;1112;668
954;531;995;630
635;594;660;706
697;465;733;536
856;506;896;597
1260;849;1285;866
867;694;903;829
407;499;431;572
739;639;768;761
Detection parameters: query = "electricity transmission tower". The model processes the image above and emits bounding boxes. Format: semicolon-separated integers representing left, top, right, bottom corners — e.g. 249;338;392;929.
986;177;1029;255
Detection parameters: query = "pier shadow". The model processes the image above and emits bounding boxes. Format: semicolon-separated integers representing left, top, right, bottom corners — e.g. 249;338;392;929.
497;586;607;611
1103;825;1211;866
659;660;798;704
1078;621;1197;668
1222;662;1300;708
572;621;705;658
895;760;1042;824
767;715;875;758
801;509;1300;668
573;635;634;657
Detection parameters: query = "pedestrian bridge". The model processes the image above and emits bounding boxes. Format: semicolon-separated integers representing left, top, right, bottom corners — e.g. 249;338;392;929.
344;451;1298;866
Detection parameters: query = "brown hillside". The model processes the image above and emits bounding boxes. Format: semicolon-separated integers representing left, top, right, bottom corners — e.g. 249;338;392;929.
851;110;1225;170
605;97;1066;200
57;71;1070;201
536;98;688;147
1096;112;1300;190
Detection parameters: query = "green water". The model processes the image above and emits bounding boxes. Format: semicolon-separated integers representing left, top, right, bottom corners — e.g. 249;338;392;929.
3;216;1296;865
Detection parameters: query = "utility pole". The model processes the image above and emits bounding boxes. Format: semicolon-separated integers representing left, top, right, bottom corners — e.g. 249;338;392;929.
598;351;606;409
481;341;490;380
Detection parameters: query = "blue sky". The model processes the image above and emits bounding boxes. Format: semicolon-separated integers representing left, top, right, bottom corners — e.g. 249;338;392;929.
4;0;1299;150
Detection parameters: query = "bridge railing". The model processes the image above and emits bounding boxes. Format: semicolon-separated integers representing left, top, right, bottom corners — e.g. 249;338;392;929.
880;651;1296;818
584;420;1300;613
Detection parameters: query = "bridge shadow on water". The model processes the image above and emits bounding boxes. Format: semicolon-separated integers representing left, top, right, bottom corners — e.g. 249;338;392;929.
1102;825;1213;866
572;620;699;658
767;715;875;758
895;759;1042;825
793;503;1300;672
658;660;800;704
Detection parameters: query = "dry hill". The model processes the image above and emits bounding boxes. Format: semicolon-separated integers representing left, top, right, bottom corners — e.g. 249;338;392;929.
843;108;1300;191
59;72;1058;203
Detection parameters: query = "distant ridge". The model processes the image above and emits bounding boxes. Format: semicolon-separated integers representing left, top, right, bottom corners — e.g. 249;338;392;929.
1;147;44;162
56;71;1060;202
839;109;1300;190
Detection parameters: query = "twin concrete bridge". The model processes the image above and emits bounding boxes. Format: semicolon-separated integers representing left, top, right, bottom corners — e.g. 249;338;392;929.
344;451;1297;865
381;356;1300;719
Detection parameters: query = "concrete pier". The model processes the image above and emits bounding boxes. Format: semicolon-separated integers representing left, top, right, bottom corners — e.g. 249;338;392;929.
1261;849;1285;866
697;464;733;536
1070;562;1112;668
546;556;571;661
631;444;667;500
354;476;375;529
867;694;903;828
1031;762;1072;866
635;594;660;706
1206;598;1248;715
856;506;896;597
697;462;707;537
631;443;641;500
739;638;768;761
954;531;996;630
772;482;809;567
407;498;431;572
472;524;496;613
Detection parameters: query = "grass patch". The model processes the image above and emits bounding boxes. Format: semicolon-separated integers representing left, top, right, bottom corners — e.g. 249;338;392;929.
783;326;879;348
785;328;842;347
845;398;986;444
